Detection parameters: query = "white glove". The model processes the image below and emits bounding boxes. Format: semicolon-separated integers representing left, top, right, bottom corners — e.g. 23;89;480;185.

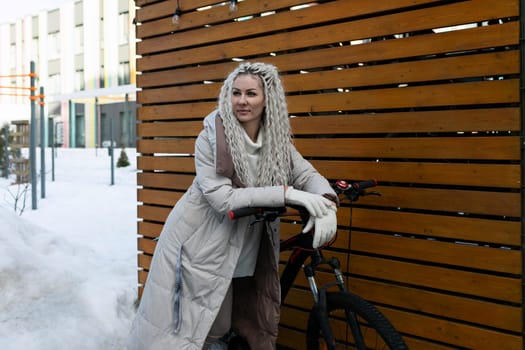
285;187;334;218
312;208;338;248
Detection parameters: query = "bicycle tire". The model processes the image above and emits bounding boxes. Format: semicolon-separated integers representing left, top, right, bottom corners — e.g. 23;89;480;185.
306;291;408;350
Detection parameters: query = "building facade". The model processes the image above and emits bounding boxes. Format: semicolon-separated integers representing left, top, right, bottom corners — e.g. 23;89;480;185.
0;0;137;148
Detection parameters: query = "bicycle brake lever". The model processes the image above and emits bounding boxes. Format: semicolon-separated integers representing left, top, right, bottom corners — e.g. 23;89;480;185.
364;191;381;196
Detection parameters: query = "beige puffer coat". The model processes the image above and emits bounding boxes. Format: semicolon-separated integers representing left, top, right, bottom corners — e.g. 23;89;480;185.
126;111;336;349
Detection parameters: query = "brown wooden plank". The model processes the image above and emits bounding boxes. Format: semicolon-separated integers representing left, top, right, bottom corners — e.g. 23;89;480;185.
350;254;521;302
283;51;518;92
351;231;521;274
138;269;148;284
137;221;163;239
137;156;196;173
310;160;521;188
137;172;194;190
138;253;152;270
137;237;157;255
287;79;519;114
295;135;520;160
359;186;520;217
136;0;517;70
347;279;521;332
137;21;517;86
137;204;171;223
137;84;220;104
137;138;196;154
138;188;183;206
341;208;520;246
290;108;520;134
137;102;215;121
137;120;203;137
277;326;310;350
379;307;522;350
138;108;520;137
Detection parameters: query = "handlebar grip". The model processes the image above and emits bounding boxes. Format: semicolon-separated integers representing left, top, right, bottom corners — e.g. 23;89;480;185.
228;207;262;220
353;179;377;190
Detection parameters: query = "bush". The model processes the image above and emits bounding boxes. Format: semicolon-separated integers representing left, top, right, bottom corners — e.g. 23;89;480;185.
116;146;130;168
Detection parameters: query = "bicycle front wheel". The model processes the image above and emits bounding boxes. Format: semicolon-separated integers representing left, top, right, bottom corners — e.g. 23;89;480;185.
306;291;408;350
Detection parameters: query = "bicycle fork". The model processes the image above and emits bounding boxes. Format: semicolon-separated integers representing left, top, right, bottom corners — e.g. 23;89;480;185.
303;252;367;350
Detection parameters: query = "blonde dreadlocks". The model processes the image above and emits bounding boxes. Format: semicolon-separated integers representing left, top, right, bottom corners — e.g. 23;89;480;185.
219;62;293;187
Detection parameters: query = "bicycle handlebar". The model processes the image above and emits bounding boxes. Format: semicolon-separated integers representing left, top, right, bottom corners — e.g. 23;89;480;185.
228;179;379;220
228;206;288;220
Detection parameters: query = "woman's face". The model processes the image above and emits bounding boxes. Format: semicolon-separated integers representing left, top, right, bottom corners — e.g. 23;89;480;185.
231;74;265;127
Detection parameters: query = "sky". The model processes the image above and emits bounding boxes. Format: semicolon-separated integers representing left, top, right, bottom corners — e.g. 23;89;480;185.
0;147;138;349
0;0;72;24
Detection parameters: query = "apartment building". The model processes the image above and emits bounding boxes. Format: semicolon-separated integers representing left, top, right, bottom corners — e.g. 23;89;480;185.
0;0;137;148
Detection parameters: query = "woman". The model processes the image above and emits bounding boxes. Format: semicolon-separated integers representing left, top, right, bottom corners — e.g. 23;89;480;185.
127;62;338;350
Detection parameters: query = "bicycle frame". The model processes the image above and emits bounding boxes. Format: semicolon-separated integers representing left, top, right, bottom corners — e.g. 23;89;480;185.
279;230;347;303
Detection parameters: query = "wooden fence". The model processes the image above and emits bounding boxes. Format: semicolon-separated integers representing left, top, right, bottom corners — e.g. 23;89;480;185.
134;0;523;348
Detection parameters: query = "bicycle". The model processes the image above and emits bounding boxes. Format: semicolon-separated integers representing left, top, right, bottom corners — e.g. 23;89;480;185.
228;180;408;350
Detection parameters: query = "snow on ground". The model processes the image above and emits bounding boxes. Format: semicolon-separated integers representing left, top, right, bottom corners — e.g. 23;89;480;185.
0;148;139;350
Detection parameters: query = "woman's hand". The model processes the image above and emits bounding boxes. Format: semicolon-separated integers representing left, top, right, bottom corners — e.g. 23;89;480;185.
285;187;334;217
311;208;338;248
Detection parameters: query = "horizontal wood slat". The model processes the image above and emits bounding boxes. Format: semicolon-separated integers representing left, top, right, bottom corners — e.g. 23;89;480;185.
137;172;194;190
351;231;521;274
339;208;520;246
137;138;196;154
286;79;519;114
290;108;521;134
310;160;520;188
137;156;195;173
136;107;520;136
295;135;520;160
350;254;520;302
137;135;520;160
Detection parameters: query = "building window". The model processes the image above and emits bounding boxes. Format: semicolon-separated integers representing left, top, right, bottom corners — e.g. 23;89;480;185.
74;69;84;91
118;12;129;45
75;25;84;54
31;37;39;62
118;61;130;85
48;32;60;59
48;73;61;94
9;44;16;68
99;65;105;88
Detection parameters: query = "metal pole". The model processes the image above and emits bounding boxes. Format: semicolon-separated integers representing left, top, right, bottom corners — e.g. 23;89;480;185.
29;61;37;210
3;126;8;178
50;117;55;181
95;97;99;155
125;93;130;147
110;112;115;185
39;87;45;198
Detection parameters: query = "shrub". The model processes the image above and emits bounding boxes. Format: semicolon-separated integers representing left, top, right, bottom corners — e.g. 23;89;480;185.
116;146;130;168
